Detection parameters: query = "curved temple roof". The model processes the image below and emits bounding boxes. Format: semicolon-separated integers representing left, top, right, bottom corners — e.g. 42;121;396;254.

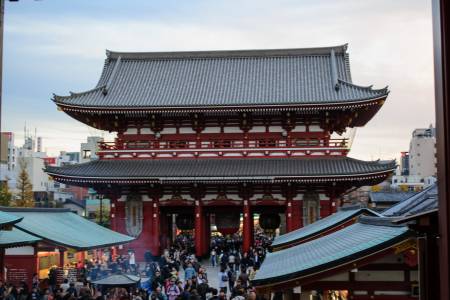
0;207;134;250
45;157;396;185
53;45;388;112
271;206;382;250
382;184;438;217
0;210;22;227
0;227;41;248
253;219;411;287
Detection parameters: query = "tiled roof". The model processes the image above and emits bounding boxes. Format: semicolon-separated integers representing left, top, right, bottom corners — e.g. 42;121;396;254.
0;227;41;248
382;184;438;217
45;157;396;183
271;206;382;249
0;207;134;250
0;210;22;227
53;45;388;109
253;220;410;286
369;191;418;203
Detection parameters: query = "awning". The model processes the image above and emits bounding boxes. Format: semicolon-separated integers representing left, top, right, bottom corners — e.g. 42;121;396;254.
0;207;134;250
271;207;382;250
92;274;140;286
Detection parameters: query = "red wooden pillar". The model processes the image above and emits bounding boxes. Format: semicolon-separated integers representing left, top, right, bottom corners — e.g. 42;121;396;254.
330;187;338;214
59;249;65;267
110;196;117;231
291;201;302;230
141;200;154;260
152;199;160;256
285;200;293;232
195;200;204;257
115;200;126;234
0;248;4;282
203;213;211;256
243;200;252;253
160;212;169;250
320;200;330;219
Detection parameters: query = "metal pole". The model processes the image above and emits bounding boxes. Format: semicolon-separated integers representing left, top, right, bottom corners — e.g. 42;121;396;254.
0;0;4;135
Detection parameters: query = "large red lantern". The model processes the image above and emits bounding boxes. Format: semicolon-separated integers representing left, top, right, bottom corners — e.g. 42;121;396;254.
176;214;195;231
215;213;240;235
259;213;281;231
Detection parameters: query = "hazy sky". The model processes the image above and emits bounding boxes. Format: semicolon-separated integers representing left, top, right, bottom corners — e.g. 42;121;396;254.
2;0;435;160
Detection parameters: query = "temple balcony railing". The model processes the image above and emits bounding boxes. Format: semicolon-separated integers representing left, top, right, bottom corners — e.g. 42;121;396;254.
97;138;349;159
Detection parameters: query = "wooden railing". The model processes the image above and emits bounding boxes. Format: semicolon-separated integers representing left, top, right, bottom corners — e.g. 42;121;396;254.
98;138;348;151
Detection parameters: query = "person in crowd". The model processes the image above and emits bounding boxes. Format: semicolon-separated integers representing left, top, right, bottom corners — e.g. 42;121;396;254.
217;267;228;294
184;263;196;281
165;278;180;300
210;248;217;267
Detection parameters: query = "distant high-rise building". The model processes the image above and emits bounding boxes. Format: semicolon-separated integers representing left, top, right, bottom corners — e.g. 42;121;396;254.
391;125;437;191
409;125;436;177
37;137;42;152
400;151;409;175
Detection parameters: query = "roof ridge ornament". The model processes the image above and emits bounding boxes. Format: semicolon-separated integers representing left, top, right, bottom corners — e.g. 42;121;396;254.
330;49;340;91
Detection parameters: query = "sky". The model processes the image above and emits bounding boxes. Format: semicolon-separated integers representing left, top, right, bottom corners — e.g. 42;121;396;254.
2;0;435;160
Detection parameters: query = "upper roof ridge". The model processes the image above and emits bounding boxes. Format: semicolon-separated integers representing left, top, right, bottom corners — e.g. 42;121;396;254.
105;44;349;60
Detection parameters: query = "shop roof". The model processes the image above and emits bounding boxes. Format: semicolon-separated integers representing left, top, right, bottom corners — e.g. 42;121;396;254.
369;191;418;203
382;184;438;217
271;206;382;249
0;210;22;227
253;217;411;287
0;227;41;248
0;207;134;250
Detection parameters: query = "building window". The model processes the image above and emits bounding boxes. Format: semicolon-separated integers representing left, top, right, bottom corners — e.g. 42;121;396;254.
82;150;91;159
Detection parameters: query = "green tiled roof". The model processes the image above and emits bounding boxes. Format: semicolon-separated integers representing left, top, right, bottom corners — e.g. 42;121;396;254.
0;227;41;248
0;210;22;227
253;220;410;287
0;208;134;250
271;207;382;249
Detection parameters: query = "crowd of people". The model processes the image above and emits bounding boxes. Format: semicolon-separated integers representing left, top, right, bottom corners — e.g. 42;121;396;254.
0;232;272;300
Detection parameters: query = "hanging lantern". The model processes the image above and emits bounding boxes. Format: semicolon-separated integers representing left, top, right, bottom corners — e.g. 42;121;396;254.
259;213;281;231
176;214;194;231
215;213;240;236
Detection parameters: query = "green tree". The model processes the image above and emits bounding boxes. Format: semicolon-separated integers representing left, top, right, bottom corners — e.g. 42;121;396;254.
94;207;110;228
15;158;34;207
0;179;12;206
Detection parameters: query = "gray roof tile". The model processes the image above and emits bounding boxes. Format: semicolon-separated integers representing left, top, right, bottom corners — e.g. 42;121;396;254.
45;157;396;182
53;45;388;109
369;191;418;203
382;184;438;217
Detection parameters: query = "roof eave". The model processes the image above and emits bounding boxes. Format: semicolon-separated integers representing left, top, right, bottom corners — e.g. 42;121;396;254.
252;231;413;288
271;208;381;250
53;94;388;114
